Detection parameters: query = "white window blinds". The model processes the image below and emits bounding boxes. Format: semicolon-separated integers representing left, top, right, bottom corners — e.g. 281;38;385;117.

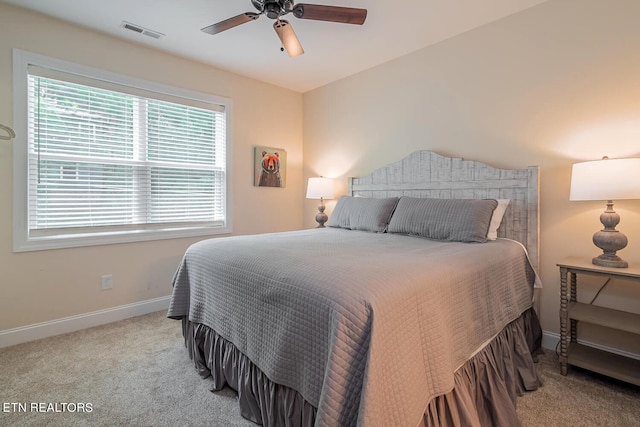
23;64;228;243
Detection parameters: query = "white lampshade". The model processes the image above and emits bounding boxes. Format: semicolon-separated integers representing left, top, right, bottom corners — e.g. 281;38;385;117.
306;177;335;200
570;157;640;201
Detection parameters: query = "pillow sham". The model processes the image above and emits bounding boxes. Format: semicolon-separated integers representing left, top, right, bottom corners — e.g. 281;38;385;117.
327;196;399;233
486;199;510;240
386;197;498;243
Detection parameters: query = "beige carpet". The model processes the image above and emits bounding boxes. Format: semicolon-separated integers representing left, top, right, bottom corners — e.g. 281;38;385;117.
1;311;638;426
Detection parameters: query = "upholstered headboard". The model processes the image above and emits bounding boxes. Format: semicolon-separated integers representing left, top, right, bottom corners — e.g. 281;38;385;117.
348;150;540;270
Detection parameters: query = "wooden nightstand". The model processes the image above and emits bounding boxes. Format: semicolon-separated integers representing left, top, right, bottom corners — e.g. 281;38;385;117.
557;257;640;386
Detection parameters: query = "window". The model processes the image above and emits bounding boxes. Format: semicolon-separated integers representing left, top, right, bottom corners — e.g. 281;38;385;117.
13;50;232;252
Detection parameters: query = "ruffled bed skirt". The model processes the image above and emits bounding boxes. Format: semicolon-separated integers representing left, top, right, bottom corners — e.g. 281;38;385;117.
179;308;542;427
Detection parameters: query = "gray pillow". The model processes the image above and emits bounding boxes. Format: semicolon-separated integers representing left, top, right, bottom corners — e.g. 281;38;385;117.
327;196;399;233
386;197;498;243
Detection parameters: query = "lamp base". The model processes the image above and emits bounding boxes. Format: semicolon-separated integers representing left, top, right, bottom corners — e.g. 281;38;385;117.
315;212;328;228
591;201;628;268
314;200;328;228
592;254;628;268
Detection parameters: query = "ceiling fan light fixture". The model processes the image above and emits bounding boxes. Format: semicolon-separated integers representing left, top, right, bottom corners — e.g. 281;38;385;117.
274;20;304;57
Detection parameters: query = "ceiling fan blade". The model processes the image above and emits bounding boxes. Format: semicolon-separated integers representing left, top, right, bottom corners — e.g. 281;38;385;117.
274;20;304;58
201;12;260;35
292;4;367;25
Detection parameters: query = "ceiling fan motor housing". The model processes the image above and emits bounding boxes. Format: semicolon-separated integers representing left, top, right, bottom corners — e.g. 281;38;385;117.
255;0;294;19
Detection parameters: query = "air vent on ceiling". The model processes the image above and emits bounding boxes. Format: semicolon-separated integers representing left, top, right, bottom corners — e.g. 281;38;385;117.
120;21;164;39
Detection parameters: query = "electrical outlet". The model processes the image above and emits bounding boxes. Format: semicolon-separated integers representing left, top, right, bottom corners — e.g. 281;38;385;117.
101;274;113;290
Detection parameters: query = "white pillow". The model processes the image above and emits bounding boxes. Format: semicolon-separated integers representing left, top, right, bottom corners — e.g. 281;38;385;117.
487;199;510;240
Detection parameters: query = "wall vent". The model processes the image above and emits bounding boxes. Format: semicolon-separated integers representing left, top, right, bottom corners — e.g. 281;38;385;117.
120;21;164;39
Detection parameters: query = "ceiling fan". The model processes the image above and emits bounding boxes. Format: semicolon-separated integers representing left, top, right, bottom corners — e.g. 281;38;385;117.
201;1;367;58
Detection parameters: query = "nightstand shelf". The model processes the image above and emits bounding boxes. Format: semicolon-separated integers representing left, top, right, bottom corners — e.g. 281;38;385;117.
568;343;640;386
568;302;640;335
557;257;640;386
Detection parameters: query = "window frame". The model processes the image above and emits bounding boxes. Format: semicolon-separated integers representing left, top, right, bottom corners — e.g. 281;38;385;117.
12;49;233;252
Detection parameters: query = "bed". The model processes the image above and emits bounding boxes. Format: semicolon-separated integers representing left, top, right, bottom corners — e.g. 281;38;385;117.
168;150;543;427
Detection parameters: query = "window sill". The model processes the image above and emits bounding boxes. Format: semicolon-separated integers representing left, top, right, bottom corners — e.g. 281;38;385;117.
13;225;232;253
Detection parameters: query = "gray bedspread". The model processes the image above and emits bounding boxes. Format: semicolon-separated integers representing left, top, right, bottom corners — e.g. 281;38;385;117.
168;228;537;426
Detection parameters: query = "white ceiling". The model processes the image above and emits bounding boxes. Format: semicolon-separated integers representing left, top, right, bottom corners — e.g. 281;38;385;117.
4;0;548;92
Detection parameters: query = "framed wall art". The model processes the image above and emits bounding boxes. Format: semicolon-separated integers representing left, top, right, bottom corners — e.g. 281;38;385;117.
254;146;286;188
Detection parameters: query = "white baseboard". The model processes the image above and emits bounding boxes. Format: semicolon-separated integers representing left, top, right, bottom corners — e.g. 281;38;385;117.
0;296;171;349
542;330;640;361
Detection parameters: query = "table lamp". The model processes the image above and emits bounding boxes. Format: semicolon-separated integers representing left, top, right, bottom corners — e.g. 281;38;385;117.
569;156;640;268
306;177;335;228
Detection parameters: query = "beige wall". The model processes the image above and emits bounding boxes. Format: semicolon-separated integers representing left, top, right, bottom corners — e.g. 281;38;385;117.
0;4;303;330
303;0;640;353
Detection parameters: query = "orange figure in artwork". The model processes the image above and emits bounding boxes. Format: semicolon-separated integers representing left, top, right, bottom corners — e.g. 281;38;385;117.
258;151;282;187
